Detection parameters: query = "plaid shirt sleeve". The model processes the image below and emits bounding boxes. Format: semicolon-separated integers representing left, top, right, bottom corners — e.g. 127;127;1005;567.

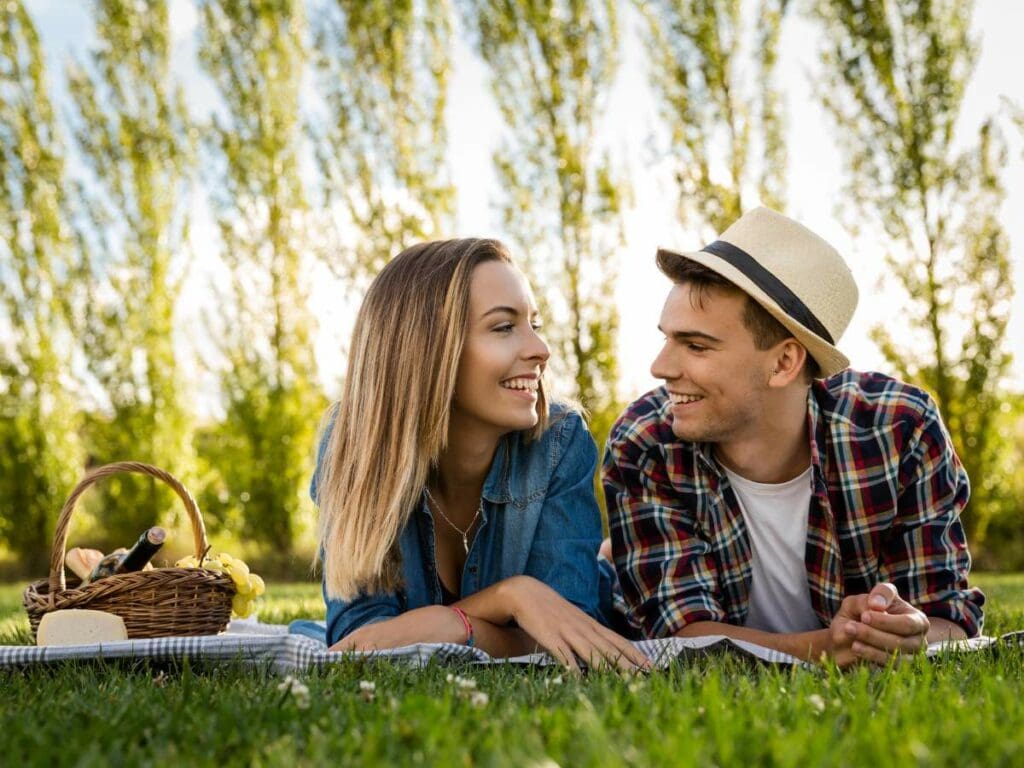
603;396;729;638
878;395;985;636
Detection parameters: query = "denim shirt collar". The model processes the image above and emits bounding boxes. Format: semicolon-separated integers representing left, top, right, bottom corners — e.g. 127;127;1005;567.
481;434;513;504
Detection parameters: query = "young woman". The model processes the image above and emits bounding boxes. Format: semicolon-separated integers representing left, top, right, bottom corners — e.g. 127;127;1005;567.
313;238;648;672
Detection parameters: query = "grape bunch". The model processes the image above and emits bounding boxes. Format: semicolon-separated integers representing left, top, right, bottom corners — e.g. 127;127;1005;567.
175;552;266;618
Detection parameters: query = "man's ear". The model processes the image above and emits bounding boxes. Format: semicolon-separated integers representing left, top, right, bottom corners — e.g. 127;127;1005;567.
768;340;809;387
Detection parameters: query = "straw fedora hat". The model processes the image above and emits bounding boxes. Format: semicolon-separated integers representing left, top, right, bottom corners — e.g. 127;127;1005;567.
657;207;858;378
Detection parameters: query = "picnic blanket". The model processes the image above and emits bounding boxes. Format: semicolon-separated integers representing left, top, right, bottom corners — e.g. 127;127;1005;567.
2;618;1020;674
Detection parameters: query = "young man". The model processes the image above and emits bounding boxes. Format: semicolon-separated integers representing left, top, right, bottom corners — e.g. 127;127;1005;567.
603;207;984;667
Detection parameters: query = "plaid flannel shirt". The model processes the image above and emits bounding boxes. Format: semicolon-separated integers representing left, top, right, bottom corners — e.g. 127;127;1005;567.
603;370;985;639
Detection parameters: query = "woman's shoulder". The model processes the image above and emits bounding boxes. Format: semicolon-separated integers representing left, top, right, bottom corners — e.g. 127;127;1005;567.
512;401;593;465
542;401;589;446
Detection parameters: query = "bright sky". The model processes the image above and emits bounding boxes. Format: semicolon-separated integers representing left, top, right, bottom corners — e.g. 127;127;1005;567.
27;0;1024;409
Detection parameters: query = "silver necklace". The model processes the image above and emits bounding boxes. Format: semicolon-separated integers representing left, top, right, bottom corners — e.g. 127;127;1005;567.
423;487;481;554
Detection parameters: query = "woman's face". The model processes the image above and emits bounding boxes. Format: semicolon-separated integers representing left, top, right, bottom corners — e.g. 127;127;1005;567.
451;260;550;436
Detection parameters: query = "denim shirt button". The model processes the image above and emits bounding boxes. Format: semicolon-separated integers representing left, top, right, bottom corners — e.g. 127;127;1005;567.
468;566;478;574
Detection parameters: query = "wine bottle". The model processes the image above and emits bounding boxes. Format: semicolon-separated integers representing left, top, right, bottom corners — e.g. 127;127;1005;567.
86;526;166;584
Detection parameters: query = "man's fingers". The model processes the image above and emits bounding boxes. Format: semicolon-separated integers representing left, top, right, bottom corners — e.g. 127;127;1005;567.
851;641;916;667
859;607;930;637
846;621;927;654
867;582;899;611
881;596;923;616
839;593;870;619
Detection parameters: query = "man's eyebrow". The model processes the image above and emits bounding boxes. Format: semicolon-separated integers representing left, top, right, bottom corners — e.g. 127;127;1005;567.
657;325;723;344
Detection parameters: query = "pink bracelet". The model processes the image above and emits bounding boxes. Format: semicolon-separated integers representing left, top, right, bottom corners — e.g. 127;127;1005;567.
449;606;475;647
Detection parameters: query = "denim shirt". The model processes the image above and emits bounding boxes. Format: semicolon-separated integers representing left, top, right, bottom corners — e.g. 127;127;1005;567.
314;405;604;646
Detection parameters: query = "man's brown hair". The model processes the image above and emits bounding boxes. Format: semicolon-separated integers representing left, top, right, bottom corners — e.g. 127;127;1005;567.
656;251;822;380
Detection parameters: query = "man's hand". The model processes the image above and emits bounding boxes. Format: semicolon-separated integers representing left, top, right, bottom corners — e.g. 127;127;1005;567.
502;576;651;674
329;605;466;652
828;582;930;667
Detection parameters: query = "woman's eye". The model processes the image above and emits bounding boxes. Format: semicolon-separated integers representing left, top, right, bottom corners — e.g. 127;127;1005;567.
493;323;514;333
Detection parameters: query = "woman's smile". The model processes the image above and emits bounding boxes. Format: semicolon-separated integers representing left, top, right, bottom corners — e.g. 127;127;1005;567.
501;375;540;401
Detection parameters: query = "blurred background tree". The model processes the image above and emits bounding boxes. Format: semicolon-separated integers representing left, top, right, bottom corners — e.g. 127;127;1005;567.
0;1;83;574
637;0;790;235
813;0;1014;549
0;0;1020;576
309;0;455;286
459;0;626;453
197;0;326;565
65;0;195;549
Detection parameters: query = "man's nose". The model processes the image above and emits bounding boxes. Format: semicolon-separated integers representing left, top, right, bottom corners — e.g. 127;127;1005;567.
650;342;675;381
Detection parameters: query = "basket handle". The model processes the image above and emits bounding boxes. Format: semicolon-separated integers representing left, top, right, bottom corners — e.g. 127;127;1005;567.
48;461;210;593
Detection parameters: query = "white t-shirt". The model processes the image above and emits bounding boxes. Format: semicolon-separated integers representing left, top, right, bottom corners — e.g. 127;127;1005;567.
721;465;822;633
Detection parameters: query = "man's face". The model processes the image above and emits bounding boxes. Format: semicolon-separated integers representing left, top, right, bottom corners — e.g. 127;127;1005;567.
651;283;776;443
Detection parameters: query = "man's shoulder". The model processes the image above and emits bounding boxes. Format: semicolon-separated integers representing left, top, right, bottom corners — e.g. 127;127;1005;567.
814;369;939;430
608;387;685;453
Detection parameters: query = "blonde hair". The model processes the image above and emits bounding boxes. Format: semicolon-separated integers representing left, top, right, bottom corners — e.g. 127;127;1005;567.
316;239;549;600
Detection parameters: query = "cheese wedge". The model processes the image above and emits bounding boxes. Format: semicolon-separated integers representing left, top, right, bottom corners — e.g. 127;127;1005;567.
37;609;129;646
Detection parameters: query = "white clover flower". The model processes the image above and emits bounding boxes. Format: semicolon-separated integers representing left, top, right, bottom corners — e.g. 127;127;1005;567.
277;674;297;692
358;679;376;702
469;691;489;708
544;675;563;688
808;694;826;714
454;675;477;690
277;675;311;708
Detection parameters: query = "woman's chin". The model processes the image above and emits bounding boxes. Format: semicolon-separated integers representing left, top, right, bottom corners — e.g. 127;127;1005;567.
494;408;540;433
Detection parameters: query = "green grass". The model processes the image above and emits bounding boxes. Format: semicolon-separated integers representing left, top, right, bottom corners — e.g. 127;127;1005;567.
1;574;1022;767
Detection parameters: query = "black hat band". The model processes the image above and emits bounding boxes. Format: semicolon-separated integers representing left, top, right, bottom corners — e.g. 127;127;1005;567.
701;239;835;345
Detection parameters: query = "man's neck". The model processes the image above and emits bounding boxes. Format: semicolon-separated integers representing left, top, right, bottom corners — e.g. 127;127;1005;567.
713;390;811;484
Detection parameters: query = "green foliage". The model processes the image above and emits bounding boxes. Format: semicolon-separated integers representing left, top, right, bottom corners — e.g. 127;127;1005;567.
310;0;455;284
65;0;196;548
0;1;83;574
638;0;789;235
460;0;625;440
971;395;1024;570
813;0;1014;549
197;0;326;558
1;576;1024;766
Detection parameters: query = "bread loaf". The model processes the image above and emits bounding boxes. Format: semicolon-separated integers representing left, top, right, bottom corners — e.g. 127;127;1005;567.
64;548;104;581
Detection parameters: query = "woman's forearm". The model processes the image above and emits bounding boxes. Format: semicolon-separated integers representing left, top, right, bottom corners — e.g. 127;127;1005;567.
454;576;541;657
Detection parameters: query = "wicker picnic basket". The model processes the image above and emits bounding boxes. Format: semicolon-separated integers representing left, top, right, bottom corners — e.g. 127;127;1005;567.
23;461;235;641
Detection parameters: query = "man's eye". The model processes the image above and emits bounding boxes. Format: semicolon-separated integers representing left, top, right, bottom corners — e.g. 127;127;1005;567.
531;322;543;331
687;344;707;353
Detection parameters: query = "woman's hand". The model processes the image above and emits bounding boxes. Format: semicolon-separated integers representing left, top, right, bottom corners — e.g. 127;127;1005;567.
499;575;651;674
329;605;466;652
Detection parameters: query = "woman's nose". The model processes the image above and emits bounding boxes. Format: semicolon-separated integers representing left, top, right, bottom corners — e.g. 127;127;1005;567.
526;326;550;362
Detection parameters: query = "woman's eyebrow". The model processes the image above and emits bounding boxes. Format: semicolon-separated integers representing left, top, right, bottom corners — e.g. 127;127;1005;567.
481;305;520;318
